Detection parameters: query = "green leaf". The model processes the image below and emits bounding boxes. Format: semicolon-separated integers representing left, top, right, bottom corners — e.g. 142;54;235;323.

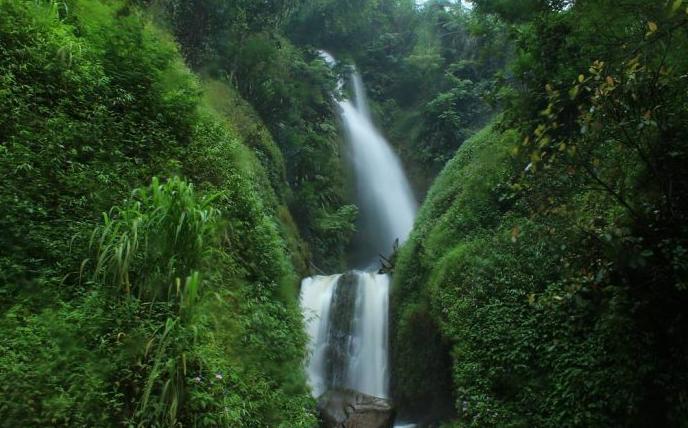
672;0;683;13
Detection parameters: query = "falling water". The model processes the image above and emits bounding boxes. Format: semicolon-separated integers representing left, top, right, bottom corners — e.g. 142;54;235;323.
301;272;390;398
300;52;416;402
351;72;370;119
301;274;341;397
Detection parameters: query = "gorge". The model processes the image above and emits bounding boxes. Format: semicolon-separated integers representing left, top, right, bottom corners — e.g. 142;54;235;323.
2;1;687;426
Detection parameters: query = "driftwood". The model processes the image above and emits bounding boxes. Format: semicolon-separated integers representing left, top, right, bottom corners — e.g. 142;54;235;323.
310;262;328;276
378;239;399;274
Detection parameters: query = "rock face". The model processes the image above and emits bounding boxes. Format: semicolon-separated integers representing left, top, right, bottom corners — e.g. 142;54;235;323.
325;273;359;389
318;389;395;428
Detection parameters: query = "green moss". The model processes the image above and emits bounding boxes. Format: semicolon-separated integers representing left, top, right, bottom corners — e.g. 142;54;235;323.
198;79;310;276
391;122;666;426
391;125;513;421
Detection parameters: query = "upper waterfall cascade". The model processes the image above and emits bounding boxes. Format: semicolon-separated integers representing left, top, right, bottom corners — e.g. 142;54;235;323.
299;52;417;402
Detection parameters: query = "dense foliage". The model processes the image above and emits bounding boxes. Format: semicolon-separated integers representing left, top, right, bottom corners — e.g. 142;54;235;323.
392;0;688;426
146;0;357;272
0;0;316;425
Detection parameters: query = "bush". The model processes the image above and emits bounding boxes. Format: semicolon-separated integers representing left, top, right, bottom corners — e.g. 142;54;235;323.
392;121;687;426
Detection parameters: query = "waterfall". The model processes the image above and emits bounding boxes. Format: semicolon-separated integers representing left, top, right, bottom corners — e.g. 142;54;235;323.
351;72;370;119
300;52;416;402
342;88;417;266
301;272;390;398
301;274;341;397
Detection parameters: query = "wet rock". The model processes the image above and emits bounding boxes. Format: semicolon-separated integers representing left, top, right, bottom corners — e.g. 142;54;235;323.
325;272;360;389
318;388;395;428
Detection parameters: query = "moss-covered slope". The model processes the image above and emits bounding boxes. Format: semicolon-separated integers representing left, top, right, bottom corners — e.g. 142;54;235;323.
392;123;687;427
0;1;315;425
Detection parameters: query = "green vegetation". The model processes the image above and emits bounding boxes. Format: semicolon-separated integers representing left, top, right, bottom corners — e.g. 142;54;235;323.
2;0;688;426
151;0;357;272
392;1;688;426
0;0;316;425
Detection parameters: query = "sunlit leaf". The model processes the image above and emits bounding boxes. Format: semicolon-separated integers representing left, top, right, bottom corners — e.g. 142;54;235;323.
672;0;683;13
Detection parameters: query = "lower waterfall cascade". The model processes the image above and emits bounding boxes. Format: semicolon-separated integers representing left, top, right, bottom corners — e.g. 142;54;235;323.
301;272;390;398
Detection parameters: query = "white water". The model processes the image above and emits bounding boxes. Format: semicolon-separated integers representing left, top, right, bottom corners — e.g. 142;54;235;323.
300;272;390;398
343;70;417;263
301;274;341;397
349;272;390;396
299;52;416;401
351;72;370;119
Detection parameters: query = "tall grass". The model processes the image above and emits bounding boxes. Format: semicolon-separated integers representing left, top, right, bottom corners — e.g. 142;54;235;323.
90;176;219;303
89;177;219;426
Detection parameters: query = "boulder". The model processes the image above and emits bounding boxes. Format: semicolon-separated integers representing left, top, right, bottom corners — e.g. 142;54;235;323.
318;388;395;428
